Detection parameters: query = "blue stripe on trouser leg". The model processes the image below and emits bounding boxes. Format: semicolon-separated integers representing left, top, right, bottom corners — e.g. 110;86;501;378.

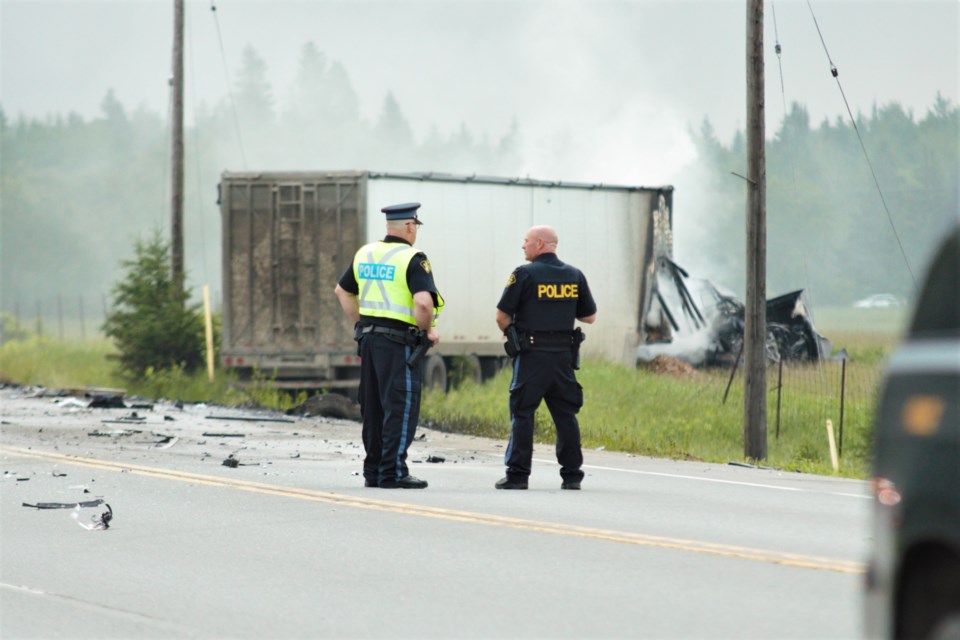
504;355;521;464
396;344;413;477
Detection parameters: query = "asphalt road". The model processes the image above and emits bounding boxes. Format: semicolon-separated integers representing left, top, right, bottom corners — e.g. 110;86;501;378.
0;387;871;639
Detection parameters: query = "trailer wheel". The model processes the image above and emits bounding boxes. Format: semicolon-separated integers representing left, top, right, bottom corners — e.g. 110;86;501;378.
479;357;500;382
424;355;448;392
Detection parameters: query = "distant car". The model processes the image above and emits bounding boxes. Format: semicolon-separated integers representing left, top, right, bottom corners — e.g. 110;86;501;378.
853;293;903;308
864;225;960;639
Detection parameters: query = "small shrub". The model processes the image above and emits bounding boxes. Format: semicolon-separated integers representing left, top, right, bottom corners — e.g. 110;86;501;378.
102;231;206;380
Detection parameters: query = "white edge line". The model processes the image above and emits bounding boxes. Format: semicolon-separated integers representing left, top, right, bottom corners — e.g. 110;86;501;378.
533;457;871;500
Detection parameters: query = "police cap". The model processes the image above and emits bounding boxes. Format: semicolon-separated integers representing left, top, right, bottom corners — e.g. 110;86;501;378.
381;202;423;225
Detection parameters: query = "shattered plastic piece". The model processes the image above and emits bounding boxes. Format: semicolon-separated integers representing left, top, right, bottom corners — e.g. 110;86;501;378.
425;455;446;463
72;503;112;530
55;397;89;409
222;456;240;468
23;499;104;509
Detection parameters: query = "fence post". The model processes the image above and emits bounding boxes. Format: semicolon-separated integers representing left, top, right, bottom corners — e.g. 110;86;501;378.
775;356;783;439
838;358;846;457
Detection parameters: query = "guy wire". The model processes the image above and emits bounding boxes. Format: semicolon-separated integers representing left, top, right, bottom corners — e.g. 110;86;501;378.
209;1;248;168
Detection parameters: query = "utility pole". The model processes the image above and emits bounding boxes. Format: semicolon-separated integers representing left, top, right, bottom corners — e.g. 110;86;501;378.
744;0;768;460
170;0;185;294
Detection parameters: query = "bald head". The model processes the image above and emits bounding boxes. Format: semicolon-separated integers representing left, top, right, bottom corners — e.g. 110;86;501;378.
522;225;559;261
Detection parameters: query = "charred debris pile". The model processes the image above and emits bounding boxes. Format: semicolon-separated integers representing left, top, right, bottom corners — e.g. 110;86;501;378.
639;258;832;368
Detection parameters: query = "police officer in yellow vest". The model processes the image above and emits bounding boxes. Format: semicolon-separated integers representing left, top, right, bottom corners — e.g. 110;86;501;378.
495;225;596;490
334;203;443;489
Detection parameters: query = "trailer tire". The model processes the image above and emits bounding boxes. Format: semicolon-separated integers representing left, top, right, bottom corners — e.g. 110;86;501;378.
479;356;500;382
424;355;448;392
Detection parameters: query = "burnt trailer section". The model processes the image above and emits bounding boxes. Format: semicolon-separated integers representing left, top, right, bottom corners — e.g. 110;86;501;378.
638;257;831;367
219;170;675;391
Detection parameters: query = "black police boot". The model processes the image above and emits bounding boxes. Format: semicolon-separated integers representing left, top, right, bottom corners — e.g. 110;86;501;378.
561;480;581;490
364;477;379;488
495;476;528;490
380;475;428;489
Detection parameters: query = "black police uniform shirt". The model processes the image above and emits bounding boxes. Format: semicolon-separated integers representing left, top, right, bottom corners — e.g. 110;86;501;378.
497;253;596;332
337;235;440;330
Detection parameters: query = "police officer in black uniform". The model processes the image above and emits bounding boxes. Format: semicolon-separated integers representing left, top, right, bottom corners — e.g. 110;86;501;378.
495;225;597;490
334;203;443;489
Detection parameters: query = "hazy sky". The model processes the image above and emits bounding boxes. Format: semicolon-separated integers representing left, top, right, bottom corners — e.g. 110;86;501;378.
2;0;958;185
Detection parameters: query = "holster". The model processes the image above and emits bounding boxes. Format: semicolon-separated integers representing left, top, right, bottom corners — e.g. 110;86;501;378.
572;327;586;370
406;330;431;368
503;324;523;358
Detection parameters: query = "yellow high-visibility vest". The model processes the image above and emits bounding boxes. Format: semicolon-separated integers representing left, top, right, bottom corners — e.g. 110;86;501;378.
353;241;443;326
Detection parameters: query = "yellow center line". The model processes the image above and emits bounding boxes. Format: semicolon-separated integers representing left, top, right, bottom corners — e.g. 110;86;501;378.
2;446;865;574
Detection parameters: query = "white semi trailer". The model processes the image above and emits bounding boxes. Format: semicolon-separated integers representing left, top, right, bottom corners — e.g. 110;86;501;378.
218;171;674;391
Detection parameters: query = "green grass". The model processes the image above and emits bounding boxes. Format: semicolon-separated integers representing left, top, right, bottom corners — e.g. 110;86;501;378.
0;336;303;411
423;346;888;480
2;330;892;479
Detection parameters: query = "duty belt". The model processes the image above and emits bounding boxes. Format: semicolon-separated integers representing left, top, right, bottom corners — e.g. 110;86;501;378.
524;330;576;351
357;324;420;345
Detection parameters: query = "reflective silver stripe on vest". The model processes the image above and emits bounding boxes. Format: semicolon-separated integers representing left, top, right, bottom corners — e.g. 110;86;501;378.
358;245;416;317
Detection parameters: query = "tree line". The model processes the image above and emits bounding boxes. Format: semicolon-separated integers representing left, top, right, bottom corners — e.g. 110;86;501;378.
683;95;958;306
1;40;956;328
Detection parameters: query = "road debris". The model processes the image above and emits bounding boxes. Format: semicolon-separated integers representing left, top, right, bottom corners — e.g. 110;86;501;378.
100;411;147;424
72;503;113;530
22;499;105;509
425;455;446;463
87;395;127;409
206;415;296;424
286;394;361;421
203;432;246;438
89;429;143;437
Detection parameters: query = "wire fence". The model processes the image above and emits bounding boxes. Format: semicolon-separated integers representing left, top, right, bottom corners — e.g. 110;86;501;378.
1;294;111;344
717;356;884;460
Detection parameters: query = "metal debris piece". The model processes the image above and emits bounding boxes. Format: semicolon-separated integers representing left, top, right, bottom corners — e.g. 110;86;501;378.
203;432;246;438
23;499;104;509
205;415;296;423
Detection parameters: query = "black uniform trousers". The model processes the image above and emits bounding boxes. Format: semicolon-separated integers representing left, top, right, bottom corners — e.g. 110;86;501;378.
504;349;585;483
358;333;424;484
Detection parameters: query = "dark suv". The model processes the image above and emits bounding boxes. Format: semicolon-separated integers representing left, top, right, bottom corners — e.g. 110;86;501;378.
865;225;960;639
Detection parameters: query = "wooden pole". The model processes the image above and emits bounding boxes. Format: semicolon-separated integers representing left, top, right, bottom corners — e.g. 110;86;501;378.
171;0;185;295
744;0;768;460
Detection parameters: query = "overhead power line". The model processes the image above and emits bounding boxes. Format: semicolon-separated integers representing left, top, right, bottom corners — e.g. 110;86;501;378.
806;0;917;291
